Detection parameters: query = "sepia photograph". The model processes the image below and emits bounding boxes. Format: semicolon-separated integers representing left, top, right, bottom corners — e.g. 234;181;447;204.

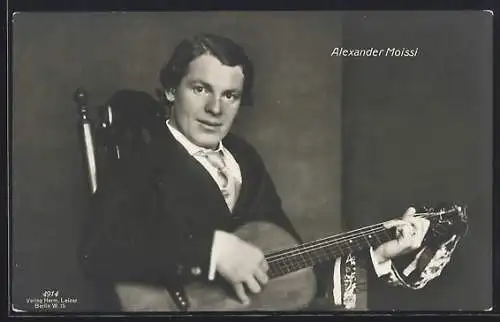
10;10;492;313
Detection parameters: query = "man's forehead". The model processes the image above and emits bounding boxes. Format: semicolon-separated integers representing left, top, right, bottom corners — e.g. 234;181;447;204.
184;54;244;89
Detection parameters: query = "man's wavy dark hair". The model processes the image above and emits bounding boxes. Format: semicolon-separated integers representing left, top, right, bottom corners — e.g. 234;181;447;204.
159;33;254;107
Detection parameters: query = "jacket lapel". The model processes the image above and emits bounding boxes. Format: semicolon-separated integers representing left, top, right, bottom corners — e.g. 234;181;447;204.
149;126;259;224
222;134;257;215
151;126;233;219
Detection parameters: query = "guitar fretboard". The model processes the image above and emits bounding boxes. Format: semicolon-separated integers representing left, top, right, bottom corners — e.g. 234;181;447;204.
264;224;396;279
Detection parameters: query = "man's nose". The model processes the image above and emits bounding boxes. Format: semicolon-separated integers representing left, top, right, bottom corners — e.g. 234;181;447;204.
205;96;222;115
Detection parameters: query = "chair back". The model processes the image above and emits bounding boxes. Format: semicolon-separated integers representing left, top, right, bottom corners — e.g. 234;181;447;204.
73;88;166;195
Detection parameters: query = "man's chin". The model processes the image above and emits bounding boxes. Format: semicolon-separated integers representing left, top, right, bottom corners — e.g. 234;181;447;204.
192;134;224;149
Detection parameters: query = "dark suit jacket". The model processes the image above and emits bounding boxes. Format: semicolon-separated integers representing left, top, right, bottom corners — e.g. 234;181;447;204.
80;125;310;310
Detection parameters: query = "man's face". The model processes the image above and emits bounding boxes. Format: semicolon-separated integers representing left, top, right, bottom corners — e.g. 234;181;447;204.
169;54;244;149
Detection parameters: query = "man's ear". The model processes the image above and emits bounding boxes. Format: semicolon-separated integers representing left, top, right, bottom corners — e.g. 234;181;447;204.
165;88;176;102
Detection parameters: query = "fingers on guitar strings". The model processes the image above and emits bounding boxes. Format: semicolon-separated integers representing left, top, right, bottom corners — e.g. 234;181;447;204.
383;219;406;229
400;218;425;249
383;206;419;229
402;206;417;219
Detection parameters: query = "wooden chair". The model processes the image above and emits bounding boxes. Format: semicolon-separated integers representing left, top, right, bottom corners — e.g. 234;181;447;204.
74;88;171;312
74;88;166;197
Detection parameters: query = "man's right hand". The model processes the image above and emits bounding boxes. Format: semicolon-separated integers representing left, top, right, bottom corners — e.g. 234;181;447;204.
212;230;269;305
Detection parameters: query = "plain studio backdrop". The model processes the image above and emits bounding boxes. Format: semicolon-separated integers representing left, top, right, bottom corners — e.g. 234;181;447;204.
11;11;491;311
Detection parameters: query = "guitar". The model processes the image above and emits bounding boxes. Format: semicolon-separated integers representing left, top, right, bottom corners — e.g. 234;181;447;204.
114;204;468;312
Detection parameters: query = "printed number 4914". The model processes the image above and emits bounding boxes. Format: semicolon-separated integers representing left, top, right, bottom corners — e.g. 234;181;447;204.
42;290;59;297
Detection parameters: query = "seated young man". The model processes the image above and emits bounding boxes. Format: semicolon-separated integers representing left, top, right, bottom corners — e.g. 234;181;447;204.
80;33;464;311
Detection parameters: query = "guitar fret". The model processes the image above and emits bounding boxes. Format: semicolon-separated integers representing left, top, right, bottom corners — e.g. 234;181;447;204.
271;260;286;278
281;260;290;274
303;254;312;267
278;262;288;275
335;243;345;256
372;231;382;245
319;246;329;261
362;233;373;248
298;252;308;269
346;239;353;253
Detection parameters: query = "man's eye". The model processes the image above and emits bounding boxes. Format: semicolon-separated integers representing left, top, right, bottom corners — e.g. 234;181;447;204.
224;92;240;101
193;86;206;94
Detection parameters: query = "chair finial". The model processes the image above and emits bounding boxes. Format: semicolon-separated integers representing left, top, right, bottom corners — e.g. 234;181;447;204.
74;88;88;106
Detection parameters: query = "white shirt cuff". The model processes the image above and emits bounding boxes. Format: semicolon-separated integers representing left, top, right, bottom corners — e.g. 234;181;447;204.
208;231;220;281
370;247;392;277
332;257;342;305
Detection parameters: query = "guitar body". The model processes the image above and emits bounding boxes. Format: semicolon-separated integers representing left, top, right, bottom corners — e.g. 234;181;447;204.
114;204;467;312
115;221;317;311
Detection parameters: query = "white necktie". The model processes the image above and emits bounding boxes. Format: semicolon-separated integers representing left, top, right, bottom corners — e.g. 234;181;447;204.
202;150;240;212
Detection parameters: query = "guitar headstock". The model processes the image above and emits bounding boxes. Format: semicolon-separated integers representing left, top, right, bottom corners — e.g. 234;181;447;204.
416;204;468;241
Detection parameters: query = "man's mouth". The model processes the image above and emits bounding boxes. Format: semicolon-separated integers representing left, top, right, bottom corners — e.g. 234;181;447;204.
197;119;223;130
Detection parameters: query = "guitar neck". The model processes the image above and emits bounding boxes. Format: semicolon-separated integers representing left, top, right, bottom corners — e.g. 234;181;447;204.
264;223;396;279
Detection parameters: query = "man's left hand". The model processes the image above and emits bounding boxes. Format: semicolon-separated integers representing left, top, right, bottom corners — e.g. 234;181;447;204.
372;207;430;265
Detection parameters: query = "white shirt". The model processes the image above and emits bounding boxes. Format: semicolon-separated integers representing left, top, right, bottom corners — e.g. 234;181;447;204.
166;120;242;188
165;119;392;286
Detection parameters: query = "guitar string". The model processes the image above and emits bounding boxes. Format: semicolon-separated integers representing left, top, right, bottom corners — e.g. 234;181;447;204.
267;234;386;277
267;240;373;277
265;223;389;261
267;229;385;272
265;225;388;267
265;222;386;261
266;220;402;262
265;211;446;262
265;211;446;264
265;210;453;261
266;210;458;276
268;243;362;277
265;223;396;276
266;224;414;276
265;211;436;259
